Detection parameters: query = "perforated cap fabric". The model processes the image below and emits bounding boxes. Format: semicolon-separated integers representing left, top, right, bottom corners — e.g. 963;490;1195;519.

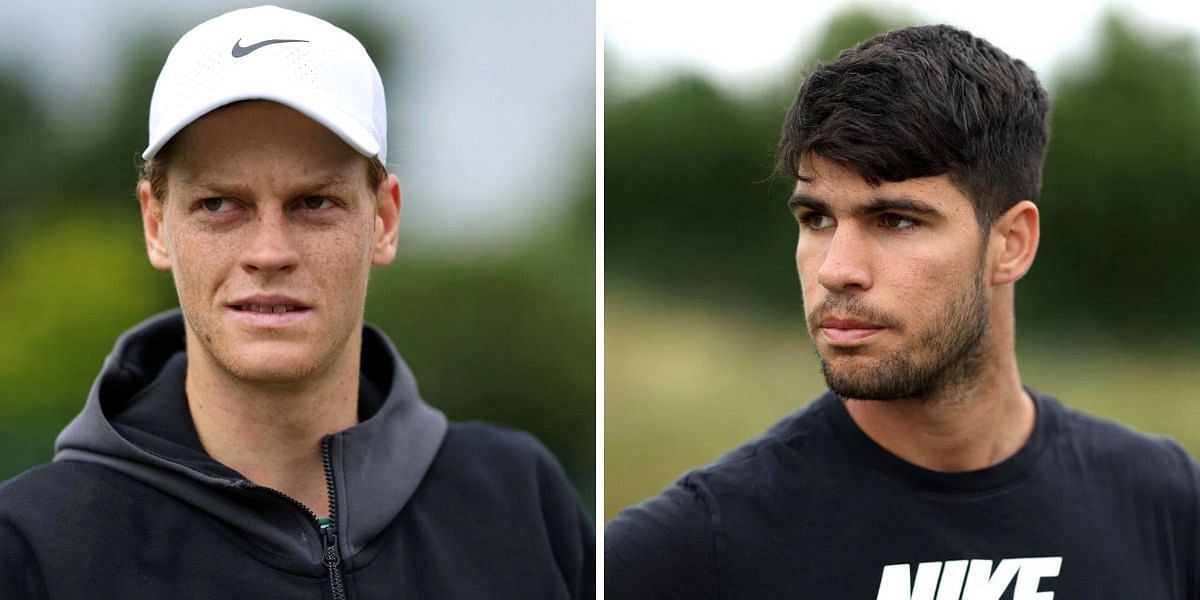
144;5;387;162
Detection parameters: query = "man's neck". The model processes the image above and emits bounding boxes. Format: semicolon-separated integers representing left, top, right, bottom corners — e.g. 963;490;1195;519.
183;334;361;519
842;335;1035;473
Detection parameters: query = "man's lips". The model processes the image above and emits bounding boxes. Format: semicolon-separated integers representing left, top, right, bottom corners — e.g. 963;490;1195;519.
818;318;885;345
227;295;311;312
820;318;880;329
226;295;313;327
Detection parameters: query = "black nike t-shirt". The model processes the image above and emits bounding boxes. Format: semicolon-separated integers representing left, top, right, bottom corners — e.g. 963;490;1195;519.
606;391;1200;599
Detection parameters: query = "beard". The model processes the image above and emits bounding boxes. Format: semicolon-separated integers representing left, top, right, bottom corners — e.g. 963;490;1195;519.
807;271;991;401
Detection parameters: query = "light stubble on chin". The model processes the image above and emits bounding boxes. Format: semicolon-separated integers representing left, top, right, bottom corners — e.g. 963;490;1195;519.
809;273;991;402
187;322;354;386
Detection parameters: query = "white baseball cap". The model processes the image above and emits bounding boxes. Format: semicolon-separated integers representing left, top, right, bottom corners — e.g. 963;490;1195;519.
144;5;387;162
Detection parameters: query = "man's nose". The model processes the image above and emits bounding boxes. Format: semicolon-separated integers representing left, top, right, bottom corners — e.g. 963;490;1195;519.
241;206;300;275
815;225;872;292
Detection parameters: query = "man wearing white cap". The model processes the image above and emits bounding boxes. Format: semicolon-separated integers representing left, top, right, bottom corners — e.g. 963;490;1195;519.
0;6;593;599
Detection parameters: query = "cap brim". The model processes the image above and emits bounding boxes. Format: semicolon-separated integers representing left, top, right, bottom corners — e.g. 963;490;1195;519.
142;88;380;161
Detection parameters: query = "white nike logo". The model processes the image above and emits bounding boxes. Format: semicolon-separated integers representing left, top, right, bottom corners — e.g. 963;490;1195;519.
876;557;1062;600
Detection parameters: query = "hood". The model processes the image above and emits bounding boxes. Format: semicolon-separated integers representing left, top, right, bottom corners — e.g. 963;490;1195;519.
53;309;448;568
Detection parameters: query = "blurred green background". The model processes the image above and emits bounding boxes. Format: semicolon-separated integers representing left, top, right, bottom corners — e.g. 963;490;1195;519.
606;7;1200;521
0;4;595;514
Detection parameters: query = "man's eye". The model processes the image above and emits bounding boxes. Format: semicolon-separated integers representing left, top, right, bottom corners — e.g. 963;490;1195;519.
881;214;917;230
800;214;835;231
301;196;334;210
201;198;233;212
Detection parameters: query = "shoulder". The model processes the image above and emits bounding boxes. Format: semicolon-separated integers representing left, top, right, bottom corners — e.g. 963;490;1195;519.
0;460;168;548
0;461;137;521
0;459;202;553
429;420;588;522
606;475;720;599
0;461;152;597
673;395;836;511
444;419;551;453
1051;396;1196;473
438;420;566;480
428;422;595;596
1047;397;1200;578
1051;398;1200;499
605;401;829;600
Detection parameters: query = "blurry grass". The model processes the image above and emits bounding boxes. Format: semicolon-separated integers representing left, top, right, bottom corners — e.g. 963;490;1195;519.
604;283;1200;522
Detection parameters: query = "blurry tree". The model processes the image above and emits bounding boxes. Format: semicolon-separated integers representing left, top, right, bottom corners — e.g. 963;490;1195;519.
368;169;595;501
57;37;170;213
605;9;901;313
605;72;790;306
1030;14;1200;338
0;212;174;471
0;69;49;217
807;7;912;64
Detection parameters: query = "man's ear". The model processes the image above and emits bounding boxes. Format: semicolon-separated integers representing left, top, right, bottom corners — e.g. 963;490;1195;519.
139;181;173;271
989;200;1039;285
371;173;402;266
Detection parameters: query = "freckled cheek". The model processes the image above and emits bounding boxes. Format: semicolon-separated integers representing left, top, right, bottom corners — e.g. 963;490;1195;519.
299;227;374;298
167;230;240;305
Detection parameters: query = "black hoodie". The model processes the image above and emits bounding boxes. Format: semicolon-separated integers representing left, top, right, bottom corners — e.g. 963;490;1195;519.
0;310;594;599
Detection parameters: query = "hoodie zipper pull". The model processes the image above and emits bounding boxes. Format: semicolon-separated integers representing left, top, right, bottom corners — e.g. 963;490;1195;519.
321;522;346;600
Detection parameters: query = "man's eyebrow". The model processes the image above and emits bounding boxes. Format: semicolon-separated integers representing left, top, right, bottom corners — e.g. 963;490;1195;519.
788;195;829;212
177;174;350;194
856;197;942;217
301;174;352;189
178;179;255;198
787;194;943;217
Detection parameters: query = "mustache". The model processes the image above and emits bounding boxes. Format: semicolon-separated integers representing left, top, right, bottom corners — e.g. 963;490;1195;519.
807;295;901;331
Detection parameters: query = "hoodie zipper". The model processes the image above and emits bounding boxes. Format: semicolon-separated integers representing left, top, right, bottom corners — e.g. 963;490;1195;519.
238;435;344;600
319;437;346;600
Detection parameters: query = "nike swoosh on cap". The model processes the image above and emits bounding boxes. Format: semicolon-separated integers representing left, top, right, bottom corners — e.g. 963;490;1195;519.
231;38;309;58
